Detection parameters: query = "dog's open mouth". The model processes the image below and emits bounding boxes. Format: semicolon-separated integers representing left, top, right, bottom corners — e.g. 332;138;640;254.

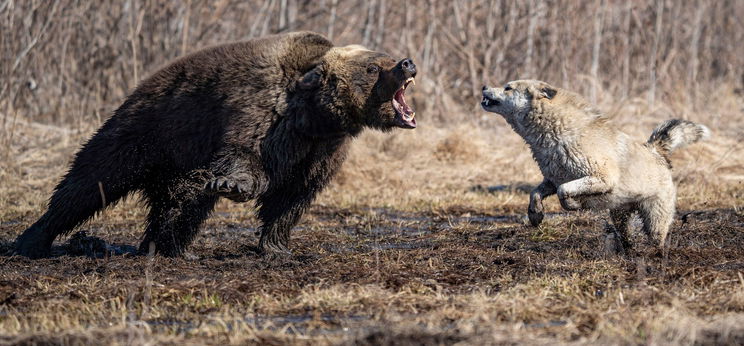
481;96;500;107
393;77;416;129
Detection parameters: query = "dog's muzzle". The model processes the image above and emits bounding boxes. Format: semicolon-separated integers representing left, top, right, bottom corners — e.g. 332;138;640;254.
481;95;500;107
481;87;501;108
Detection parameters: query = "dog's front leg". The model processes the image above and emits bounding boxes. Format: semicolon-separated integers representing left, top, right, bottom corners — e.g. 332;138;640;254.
557;176;612;211
528;180;557;226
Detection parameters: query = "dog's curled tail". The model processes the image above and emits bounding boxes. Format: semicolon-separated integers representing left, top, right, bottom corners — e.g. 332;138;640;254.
648;119;710;162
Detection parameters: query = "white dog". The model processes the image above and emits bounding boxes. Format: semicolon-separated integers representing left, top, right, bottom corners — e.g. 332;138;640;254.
481;79;709;250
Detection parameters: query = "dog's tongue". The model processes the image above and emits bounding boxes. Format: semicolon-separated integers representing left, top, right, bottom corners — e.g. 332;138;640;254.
393;78;416;128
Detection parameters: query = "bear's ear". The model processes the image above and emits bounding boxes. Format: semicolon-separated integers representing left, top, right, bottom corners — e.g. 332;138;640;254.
298;66;323;90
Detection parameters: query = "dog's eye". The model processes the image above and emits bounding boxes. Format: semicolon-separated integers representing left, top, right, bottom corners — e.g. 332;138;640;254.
504;86;512;91
367;65;379;74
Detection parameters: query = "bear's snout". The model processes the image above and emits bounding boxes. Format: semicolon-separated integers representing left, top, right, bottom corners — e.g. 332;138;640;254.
396;58;417;78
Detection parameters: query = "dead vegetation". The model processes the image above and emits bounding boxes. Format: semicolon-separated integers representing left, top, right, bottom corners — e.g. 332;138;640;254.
1;0;744;345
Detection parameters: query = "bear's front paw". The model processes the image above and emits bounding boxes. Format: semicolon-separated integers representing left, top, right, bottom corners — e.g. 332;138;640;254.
205;174;254;202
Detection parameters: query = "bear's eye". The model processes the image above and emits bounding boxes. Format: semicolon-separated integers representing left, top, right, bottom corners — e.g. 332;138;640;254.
366;65;379;74
504;86;512;91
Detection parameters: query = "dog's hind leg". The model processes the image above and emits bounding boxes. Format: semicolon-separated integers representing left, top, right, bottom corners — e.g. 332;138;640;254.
639;194;675;248
609;206;636;252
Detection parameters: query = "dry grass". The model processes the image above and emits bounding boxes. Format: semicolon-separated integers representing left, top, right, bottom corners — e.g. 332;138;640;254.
2;1;744;345
1;102;743;344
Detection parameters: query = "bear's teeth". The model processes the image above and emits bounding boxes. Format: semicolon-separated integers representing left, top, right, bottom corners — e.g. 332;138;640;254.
406;77;415;86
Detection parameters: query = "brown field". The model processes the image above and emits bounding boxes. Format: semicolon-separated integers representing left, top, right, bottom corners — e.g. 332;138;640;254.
1;1;744;345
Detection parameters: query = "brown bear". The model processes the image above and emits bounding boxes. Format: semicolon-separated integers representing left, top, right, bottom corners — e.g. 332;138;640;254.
15;31;418;258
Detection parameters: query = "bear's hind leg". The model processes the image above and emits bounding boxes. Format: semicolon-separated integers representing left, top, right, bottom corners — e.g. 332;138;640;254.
16;176;131;258
139;172;218;257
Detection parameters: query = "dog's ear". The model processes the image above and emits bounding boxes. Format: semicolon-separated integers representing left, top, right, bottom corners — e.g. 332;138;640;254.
533;82;557;99
539;86;557;99
298;66;323;90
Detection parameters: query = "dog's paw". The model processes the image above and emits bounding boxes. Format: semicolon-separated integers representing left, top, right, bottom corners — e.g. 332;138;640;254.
528;209;544;227
527;198;544;227
558;193;581;211
560;197;582;211
556;185;584;211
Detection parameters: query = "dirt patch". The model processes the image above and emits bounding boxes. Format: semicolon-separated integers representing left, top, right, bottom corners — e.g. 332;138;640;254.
1;206;743;344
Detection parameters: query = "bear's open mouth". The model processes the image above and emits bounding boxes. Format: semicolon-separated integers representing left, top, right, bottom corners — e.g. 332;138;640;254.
392;77;416;129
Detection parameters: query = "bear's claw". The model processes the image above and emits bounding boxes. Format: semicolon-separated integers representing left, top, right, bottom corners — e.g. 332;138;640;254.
205;174;255;202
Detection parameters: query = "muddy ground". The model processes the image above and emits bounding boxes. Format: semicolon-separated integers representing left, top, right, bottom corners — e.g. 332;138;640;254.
1;197;743;345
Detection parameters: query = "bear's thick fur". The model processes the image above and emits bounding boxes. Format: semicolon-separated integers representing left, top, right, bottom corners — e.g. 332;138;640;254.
15;31;418;258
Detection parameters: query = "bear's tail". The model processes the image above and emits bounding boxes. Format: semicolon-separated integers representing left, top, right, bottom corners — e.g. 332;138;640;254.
15;124;145;258
647;119;710;163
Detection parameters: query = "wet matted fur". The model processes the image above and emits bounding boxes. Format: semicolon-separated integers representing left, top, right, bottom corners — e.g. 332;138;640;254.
482;80;709;251
15;31;418;258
